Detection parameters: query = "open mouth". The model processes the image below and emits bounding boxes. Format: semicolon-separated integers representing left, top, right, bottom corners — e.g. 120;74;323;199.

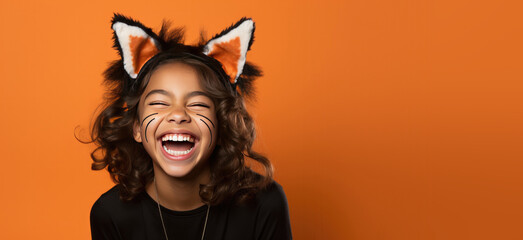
161;133;196;156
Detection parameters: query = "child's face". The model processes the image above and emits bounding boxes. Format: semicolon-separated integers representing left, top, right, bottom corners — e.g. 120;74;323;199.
133;62;218;179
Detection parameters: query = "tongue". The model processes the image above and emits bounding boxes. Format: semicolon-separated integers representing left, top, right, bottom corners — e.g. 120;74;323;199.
164;142;193;151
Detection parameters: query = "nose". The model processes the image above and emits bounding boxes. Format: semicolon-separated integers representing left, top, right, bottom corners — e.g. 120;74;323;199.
166;106;191;124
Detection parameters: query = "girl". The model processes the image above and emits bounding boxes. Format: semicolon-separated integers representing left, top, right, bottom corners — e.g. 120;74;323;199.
88;13;292;240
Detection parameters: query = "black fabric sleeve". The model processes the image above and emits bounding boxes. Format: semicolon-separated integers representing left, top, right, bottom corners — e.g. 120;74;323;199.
254;182;293;240
90;198;122;240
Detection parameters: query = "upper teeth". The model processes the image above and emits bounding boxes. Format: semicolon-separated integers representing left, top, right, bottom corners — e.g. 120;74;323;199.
161;133;195;143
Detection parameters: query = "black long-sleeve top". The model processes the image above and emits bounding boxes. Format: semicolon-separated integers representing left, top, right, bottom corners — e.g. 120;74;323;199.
90;181;292;240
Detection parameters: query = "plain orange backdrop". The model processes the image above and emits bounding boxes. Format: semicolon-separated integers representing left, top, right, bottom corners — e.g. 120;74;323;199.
1;0;522;239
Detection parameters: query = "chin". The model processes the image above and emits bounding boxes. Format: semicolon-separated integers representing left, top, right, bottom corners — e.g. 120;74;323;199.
162;167;196;178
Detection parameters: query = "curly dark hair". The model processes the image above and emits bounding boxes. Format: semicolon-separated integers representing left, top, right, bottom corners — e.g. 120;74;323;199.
86;19;273;205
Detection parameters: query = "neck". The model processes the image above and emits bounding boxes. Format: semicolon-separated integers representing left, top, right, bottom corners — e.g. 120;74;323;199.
146;164;210;211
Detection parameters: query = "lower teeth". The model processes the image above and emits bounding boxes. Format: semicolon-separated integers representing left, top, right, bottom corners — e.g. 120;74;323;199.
163;145;192;156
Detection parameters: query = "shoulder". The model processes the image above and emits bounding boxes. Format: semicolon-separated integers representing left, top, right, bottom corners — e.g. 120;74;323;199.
228;174;290;214
90;185;119;220
90;185;147;239
90;185;145;239
253;180;293;239
222;180;292;239
90;186;123;239
91;185;143;219
91;185;121;209
255;181;289;213
91;186;124;217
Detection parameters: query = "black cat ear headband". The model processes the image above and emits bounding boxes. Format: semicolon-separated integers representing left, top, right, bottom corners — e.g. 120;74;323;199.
107;13;261;98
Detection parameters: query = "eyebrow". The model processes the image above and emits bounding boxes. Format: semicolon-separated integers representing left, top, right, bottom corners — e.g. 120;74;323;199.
144;89;210;101
144;89;171;100
186;91;210;100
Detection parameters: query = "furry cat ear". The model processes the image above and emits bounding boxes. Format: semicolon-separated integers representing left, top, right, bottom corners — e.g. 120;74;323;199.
203;18;255;84
111;13;161;79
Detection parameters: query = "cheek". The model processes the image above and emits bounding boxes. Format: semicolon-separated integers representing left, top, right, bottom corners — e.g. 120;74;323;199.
141;113;163;142
194;114;217;149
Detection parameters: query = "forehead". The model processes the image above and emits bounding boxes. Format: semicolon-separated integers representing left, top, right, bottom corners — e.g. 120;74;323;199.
143;62;203;94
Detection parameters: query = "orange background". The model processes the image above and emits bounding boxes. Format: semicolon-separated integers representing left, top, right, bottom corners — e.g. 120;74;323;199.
1;0;522;239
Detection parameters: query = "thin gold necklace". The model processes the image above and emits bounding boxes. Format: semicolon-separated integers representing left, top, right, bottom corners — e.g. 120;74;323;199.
154;177;210;240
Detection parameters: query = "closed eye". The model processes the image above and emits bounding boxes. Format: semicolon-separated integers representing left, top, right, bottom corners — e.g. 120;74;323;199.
149;102;168;106
189;103;210;108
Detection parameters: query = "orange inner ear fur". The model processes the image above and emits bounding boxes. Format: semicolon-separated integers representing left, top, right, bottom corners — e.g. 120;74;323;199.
207;37;241;83
129;36;160;75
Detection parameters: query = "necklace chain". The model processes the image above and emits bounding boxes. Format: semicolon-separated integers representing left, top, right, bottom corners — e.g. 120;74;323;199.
154;177;210;240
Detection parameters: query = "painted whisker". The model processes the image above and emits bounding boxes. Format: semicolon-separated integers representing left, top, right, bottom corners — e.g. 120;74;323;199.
144;118;155;142
199;119;213;148
141;113;158;127
196;114;215;128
